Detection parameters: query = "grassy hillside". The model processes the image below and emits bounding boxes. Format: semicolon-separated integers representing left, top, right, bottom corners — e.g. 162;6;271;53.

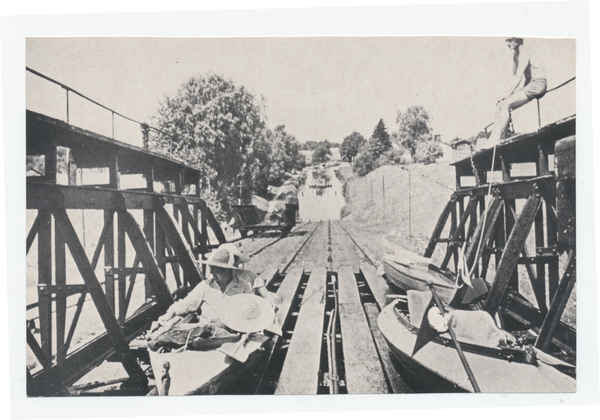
339;162;455;266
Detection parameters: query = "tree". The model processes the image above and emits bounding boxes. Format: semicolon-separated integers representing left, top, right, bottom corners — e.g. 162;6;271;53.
367;119;392;159
340;132;366;162
248;134;272;198
265;125;304;186
312;145;331;164
150;73;266;212
396;106;433;158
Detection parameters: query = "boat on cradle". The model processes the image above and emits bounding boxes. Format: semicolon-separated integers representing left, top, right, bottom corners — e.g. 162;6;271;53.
148;331;274;396
377;298;576;393
382;249;458;303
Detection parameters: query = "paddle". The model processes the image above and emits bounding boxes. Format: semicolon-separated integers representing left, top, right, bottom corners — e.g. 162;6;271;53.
427;283;481;393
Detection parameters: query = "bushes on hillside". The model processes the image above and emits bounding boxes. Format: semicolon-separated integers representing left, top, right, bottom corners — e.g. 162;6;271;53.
352;143;411;176
414;139;444;164
353;150;377;177
351;119;397;176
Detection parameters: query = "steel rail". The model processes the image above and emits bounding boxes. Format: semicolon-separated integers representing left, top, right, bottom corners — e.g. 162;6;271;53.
325;309;335;394
279;222;322;274
324;221;340;394
336;221;376;267
329;274;340;394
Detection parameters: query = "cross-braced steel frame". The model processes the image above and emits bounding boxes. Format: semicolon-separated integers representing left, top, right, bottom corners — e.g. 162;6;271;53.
425;116;576;357
26;111;227;396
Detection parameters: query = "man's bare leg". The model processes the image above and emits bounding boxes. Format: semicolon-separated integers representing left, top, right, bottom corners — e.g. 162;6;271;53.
488;91;531;145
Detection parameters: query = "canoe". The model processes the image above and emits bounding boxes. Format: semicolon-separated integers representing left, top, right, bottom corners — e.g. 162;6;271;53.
377;300;576;393
382;251;458;303
148;333;273;395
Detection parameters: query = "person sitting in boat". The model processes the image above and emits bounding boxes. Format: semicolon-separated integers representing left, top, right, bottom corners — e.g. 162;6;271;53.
157;244;281;326
483;37;547;148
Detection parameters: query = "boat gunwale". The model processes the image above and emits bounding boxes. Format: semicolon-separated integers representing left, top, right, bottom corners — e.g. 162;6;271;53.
383;259;457;290
148;333;275;395
390;301;544;367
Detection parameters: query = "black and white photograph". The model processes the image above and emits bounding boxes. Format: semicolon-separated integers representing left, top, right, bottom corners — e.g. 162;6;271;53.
3;1;598;419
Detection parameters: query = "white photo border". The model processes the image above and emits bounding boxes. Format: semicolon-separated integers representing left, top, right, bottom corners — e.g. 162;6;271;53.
2;1;597;419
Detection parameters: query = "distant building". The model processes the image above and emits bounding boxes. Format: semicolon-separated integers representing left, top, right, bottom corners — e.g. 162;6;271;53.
450;138;474;161
434;134;453;162
450;131;489;161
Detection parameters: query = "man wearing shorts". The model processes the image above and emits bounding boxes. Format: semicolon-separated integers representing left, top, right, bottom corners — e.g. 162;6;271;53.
484;38;547;147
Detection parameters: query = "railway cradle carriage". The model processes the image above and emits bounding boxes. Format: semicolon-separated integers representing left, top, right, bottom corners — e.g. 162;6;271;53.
377;114;576;392
437;115;575;357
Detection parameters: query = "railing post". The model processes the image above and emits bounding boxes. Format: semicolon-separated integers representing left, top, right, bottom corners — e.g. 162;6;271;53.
65;89;70;124
37;210;53;363
141;123;150;148
144;167;155;300
117;212;127;324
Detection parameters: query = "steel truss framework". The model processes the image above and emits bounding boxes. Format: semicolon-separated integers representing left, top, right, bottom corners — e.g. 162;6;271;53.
425;116;576;356
26;111;227;396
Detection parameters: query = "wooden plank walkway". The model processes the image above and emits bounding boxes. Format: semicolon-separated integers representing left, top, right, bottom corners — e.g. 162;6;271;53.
360;263;394;309
337;266;388;394
275;267;327;395
253;267;304;393
359;263;411;393
273;268;303;328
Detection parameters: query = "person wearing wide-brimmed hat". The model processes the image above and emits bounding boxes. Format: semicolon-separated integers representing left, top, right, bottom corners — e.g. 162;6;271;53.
484;37;547;148
157;244;280;326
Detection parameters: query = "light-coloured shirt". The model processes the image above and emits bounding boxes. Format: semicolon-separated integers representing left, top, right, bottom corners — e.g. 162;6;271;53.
167;270;265;322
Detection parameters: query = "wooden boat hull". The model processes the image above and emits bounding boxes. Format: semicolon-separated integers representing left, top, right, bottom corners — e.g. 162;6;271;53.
383;257;457;303
377;302;576;393
149;335;272;395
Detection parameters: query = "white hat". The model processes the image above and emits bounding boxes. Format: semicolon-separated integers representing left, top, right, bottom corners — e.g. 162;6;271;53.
201;244;250;270
217;294;275;333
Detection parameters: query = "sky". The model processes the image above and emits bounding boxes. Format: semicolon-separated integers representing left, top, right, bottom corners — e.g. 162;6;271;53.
26;36;575;148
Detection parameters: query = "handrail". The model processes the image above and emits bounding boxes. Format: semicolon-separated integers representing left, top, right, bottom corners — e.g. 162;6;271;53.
546;76;576;93
484;76;576;132
26;67;175;151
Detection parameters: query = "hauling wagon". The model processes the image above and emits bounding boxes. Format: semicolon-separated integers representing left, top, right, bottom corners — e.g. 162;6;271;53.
231;203;298;238
231;175;302;238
